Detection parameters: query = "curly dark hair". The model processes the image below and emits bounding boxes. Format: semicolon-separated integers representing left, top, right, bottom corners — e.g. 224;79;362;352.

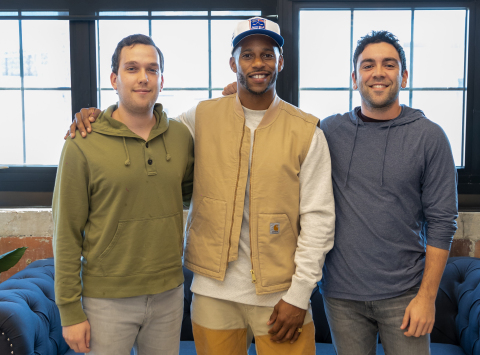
352;31;406;79
111;34;164;74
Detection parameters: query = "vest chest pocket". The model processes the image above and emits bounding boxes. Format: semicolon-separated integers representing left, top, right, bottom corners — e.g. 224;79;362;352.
185;197;227;273
256;214;297;287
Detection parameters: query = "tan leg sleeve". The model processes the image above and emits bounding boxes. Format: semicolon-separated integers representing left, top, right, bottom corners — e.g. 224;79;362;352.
193;322;248;355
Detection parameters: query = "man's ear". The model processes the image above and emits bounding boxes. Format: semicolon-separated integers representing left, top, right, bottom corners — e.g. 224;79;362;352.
401;70;408;89
160;75;164;91
230;57;237;73
110;72;118;91
278;55;284;73
351;71;358;90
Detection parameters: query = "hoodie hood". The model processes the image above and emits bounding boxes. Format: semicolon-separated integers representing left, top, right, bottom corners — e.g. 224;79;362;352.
348;105;425;128
93;103;171;166
92;103;169;139
344;105;426;186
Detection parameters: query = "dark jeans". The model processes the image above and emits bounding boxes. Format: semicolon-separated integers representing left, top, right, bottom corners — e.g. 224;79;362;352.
323;287;430;355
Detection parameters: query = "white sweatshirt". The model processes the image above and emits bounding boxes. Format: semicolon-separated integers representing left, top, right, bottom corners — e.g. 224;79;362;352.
175;100;335;310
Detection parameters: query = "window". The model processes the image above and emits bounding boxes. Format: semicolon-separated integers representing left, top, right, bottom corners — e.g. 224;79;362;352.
96;11;259;117
298;8;468;167
0;13;71;166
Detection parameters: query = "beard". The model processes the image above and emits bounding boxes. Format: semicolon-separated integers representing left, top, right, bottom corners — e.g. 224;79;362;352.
238;71;277;96
358;80;400;110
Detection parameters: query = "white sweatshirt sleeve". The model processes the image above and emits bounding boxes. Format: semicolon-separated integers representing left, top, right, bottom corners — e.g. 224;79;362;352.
173;104;198;138
282;127;335;310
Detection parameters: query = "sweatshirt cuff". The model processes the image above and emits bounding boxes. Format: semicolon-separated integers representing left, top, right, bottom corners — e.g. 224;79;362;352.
58;300;88;327
282;278;315;310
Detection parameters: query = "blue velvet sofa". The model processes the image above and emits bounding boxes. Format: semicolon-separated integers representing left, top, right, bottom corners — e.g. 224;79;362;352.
0;257;479;355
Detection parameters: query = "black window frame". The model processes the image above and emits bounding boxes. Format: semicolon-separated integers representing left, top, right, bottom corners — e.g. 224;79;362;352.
277;0;480;206
1;0;480;209
0;0;276;207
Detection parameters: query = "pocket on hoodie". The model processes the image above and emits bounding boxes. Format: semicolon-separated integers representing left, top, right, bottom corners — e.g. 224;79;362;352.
257;213;297;287
97;213;182;277
185;197;227;273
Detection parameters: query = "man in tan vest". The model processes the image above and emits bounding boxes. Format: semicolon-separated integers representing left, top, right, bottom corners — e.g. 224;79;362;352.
66;17;335;355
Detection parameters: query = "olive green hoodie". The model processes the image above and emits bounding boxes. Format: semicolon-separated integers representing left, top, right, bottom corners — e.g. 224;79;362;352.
53;103;194;327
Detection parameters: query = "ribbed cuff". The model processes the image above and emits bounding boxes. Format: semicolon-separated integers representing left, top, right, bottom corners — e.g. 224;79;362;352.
282;278;315;310
58;300;87;327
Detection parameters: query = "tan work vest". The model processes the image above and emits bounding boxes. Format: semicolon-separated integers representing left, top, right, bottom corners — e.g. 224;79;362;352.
184;94;318;295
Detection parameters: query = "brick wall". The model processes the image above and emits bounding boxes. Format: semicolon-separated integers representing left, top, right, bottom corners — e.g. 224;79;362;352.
0;209;479;282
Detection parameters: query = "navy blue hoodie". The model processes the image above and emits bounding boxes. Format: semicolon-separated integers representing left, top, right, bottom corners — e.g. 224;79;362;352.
320;105;457;301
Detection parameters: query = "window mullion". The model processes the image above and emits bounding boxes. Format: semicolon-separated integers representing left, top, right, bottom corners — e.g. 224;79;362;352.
18;19;26;164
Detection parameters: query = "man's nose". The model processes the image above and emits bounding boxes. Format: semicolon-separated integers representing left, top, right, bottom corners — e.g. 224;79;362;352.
252;56;265;68
138;69;149;83
372;65;385;77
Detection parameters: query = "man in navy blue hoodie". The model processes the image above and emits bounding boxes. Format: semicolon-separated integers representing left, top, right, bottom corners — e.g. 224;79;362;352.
319;31;457;354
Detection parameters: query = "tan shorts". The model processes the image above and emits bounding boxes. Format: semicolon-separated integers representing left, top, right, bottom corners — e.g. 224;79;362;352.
191;293;316;355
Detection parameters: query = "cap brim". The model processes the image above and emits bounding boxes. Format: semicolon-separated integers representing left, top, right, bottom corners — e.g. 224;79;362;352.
232;29;284;49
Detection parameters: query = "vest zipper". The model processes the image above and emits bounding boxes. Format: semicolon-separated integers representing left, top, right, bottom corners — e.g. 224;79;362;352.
249;130;257;284
227;122;246;264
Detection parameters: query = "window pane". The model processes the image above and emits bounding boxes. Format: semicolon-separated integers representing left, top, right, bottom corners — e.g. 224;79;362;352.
0;90;23;164
152;11;208;16
413;10;467;88
99;11;148;16
212;11;261;16
299;91;350;119
100;89;118;110
412;91;463;166
0;20;21;88
21;12;69;16
157;90;209;118
211;20;238;88
22;20;71;88
353;10;411;87
152;20;208;88
24;90;72;165
98;20;149;89
211;90;224;98
299;11;351;88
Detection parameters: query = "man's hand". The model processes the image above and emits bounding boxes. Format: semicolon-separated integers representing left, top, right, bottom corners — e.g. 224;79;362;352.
400;293;435;337
64;108;101;140
63;320;91;353
222;82;237;96
267;299;307;344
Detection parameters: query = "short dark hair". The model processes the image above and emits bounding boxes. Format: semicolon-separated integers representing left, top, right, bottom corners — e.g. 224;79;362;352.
352;31;406;79
111;34;164;75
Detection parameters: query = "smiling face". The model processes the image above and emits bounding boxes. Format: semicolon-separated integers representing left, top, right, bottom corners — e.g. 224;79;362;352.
352;42;408;112
110;43;163;114
230;35;283;98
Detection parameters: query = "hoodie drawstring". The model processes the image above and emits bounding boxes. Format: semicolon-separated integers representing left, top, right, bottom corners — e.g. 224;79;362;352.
344;117;359;187
161;134;171;161
380;121;395;186
123;137;131;166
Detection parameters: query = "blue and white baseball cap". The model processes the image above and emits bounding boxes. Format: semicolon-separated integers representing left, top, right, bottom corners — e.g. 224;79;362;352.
231;17;284;53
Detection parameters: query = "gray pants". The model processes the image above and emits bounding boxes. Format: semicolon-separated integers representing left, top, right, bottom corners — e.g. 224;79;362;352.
82;284;184;355
323;287;430;355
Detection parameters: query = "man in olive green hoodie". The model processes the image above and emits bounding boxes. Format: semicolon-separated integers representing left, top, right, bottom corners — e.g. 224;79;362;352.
53;34;194;355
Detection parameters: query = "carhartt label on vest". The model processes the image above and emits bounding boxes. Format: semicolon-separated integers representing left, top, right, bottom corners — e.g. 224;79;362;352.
270;223;280;234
